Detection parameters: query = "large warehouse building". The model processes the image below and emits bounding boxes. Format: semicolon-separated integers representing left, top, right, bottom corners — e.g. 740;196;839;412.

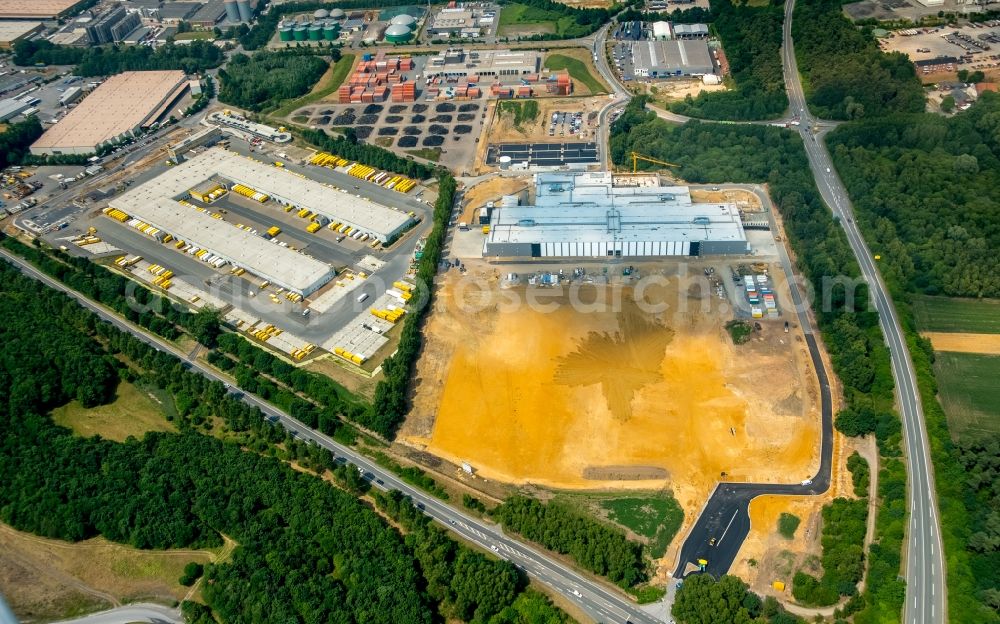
31;70;188;156
483;172;749;259
631;40;714;77
0;0;88;19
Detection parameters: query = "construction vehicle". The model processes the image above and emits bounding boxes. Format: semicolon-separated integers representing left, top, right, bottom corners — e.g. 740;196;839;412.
629;151;681;174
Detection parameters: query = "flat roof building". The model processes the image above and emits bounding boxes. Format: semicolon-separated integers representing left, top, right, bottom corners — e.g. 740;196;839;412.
0;20;43;49
426;48;539;79
110;195;334;296
0;97;31;122
0;0;88;19
31;70;188;156
427;8;479;36
118;147;412;243
483;172;749;259
631;39;713;78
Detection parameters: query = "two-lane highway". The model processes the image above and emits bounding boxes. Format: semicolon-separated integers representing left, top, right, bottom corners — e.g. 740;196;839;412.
0;249;662;624
779;0;946;621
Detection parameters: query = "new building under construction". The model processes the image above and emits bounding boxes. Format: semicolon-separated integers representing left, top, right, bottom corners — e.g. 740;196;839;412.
483;172;749;259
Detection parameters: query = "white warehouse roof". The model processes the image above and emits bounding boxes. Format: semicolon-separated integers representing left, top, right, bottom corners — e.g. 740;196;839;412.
154;147;411;242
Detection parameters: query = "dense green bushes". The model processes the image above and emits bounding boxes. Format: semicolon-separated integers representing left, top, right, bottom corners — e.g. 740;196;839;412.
667;0;787;121
492;495;646;587
826;95;1000;298
792;498;868;605
2;238;207;342
793;0;924;119
673;574;803;624
218;50;331;113
13;39;224;76
0;117;44;169
847;452;870;498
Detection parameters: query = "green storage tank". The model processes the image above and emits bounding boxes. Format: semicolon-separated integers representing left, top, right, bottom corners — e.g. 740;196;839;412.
323;21;340;40
293;23;309;41
279;26;293;41
383;24;413;44
308;24;323;41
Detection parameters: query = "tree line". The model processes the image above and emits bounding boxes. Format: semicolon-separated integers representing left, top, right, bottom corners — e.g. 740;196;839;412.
13;39;224;76
0;259;576;624
300;127;436;180
217;50;331;113
1;237;217;344
0;117;43;170
371;173;455;434
667;0;787;121
793;0;924;119
610;97;906;621
375;489;574;623
491;495;647;587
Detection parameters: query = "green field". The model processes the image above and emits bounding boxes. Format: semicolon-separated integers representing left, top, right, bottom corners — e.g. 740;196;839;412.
272;54;356;118
600;493;684;558
52;381;174;442
543;53;607;93
405;148;441;162
498;4;576;37
912;296;1000;333
933;352;1000;439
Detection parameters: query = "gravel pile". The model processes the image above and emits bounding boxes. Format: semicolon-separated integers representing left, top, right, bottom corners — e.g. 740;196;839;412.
454;125;473;134
378;127;399;136
389;105;407;114
458;103;479;112
354;126;373;139
357;114;379;125
430;114;453;123
428;124;449;135
384;115;404;124
422;135;444;146
332;110;356;125
363;104;384;115
435;103;456;112
397;136;418;147
403;126;423;136
457;113;476;122
412;103;428;113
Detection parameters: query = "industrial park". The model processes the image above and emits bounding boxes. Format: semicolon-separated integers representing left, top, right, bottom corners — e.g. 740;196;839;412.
0;0;981;622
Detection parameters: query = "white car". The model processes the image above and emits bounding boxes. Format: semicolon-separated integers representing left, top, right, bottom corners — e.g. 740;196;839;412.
571;589;582;598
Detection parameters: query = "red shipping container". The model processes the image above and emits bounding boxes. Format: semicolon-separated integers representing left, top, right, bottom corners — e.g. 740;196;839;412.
468;87;480;98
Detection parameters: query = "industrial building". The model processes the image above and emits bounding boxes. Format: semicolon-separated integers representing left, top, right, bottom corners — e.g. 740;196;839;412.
0;97;31;122
483;172;749;259
109;194;335;296
427;7;481;37
0;0;88;20
0;21;43;49
116;147;413;244
31;71;189;156
207;110;292;142
189;1;227;28
426;49;540;79
167;126;222;163
631;39;714;77
86;5;142;44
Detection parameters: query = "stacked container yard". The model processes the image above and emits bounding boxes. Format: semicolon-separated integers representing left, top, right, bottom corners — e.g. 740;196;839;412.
391;81;416;102
545;72;573;95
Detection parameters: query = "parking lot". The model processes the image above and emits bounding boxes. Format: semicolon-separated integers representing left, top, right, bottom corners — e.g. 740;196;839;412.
295;100;487;169
881;22;1000;76
486;142;599;166
612;41;636;81
27;137;436;366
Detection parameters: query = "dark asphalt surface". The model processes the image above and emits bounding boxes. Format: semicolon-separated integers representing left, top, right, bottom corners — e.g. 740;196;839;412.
486;142;599;166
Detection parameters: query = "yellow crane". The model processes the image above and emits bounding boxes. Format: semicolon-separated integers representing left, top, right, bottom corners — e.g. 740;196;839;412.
630;151;681;173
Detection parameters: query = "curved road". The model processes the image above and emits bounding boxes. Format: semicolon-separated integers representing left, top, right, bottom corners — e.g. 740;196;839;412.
778;1;945;621
0;249;663;624
48;603;181;624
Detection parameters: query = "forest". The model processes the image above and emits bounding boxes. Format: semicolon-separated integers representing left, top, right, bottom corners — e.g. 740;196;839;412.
610;98;905;622
825;95;1000;298
666;0;787;121
12;40;224;76
0;259;573;624
792;0;924;119
217;51;332;113
672;575;802;624
0;117;43;170
491;496;647;587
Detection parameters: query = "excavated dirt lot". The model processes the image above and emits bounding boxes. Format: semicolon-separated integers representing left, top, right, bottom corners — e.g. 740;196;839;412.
403;261;823;523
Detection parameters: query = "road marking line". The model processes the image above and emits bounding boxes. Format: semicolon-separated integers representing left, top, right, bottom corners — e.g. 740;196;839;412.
717;509;740;544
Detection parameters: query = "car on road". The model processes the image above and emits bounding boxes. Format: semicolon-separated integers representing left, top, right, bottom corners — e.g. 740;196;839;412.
571;589;582;598
490;545;499;552
709;537;716;546
801;478;813;486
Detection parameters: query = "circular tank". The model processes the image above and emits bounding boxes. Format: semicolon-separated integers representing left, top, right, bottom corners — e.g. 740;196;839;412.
293;24;309;41
323;21;340;40
384;24;412;43
329;8;345;19
498;155;512;170
279;26;293;41
313;8;329;18
390;14;417;27
308;24;323;40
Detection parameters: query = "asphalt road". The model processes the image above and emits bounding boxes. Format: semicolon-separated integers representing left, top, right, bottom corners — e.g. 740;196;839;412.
48;603;181;624
779;1;946;620
0;249;664;624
